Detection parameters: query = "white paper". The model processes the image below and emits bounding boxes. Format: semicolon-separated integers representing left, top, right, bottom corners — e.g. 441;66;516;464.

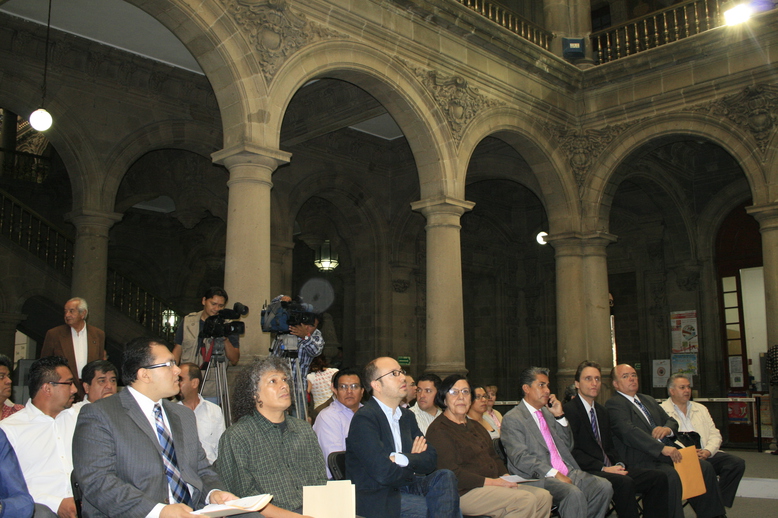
501;474;537;483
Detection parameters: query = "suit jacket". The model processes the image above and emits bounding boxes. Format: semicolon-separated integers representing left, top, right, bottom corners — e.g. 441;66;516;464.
345;397;437;518
41;324;105;397
605;392;679;469
659;399;723;456
564;397;625;472
72;389;220;517
501;401;580;479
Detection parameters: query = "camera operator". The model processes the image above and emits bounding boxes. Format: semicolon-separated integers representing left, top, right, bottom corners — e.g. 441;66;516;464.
173;287;240;401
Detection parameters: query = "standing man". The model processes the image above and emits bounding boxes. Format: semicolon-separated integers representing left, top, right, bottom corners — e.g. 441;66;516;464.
0;354;23;420
564;361;669;518
173;287;240;401
73;337;247;517
0;356;78;518
767;344;778;454
346;357;459;518
410;374;442;435
41;297;106;399
661;373;745;510
501;366;613;518
178;362;226;464
606;364;725;518
313;368;365;477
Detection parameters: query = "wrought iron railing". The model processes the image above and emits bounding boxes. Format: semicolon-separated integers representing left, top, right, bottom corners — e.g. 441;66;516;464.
591;0;724;63
0;188;178;340
455;0;553;50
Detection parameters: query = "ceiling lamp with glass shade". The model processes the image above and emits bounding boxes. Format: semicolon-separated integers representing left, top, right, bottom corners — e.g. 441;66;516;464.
314;240;339;271
29;0;54;132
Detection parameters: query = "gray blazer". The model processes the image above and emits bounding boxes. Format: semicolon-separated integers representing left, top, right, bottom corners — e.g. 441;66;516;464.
73;389;220;517
501;401;580;478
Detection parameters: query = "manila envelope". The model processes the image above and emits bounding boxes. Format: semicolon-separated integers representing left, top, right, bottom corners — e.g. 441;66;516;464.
303;480;355;518
674;446;706;500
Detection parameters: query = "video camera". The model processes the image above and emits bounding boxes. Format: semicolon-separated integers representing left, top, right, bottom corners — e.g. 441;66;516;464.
203;302;249;338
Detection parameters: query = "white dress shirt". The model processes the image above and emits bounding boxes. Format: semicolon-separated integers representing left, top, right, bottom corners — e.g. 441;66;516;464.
0;399;76;513
70;325;89;377
409;403;442;435
374;397;409;466
177;395;225;464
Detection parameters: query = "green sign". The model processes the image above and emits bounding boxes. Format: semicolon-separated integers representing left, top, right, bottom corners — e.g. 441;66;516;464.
397;356;411;366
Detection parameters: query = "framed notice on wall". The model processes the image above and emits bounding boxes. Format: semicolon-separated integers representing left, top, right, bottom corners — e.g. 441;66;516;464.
671;310;698;353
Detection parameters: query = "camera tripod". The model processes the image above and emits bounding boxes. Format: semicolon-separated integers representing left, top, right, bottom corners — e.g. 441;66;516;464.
271;334;308;421
200;336;232;428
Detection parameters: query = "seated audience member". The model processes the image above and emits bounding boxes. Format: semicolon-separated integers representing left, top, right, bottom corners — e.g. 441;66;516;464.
501;366;613;518
346;357;459;518
483;384;502;432
0;356;78;518
0;354;23;420
402;374;416;408
307;356;339;409
0;428;34;518
218;356;325;517
178;362;226;464
660;373;745;510
564;361;669;518
410;373;442;434
606;364;724;518
72;359;118;413
426;374;552;518
312;367;364;478
467;383;500;439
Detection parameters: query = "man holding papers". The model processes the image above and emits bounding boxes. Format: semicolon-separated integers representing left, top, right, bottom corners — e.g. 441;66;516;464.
606;364;725;518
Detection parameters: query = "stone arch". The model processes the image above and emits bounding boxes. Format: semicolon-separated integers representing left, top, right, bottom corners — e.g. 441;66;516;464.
458;107;581;234
267;41;457;199
697;179;754;262
586;113;767;231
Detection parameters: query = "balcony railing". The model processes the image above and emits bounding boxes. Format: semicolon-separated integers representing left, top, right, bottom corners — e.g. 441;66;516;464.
591;0;724;63
0;187;178;340
455;0;553;50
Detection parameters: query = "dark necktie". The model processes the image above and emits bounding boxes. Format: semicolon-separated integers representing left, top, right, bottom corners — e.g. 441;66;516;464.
590;407;611;467
153;403;192;506
634;396;657;428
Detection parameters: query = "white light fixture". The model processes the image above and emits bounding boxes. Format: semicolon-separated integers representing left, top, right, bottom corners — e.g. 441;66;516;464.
162;309;179;329
724;2;754;25
314;240;339;271
29;0;53;131
536;231;548;245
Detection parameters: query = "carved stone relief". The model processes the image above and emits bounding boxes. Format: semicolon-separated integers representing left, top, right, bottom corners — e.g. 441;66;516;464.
687;83;778;154
219;0;346;84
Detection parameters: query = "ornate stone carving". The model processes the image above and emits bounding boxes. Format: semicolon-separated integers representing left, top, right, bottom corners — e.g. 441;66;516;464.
219;0;346;83
402;61;503;144
688;84;778;153
392;279;410;293
548;121;642;199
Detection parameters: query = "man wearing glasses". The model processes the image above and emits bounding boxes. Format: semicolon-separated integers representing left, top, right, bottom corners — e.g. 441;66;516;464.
346;357;459;518
409;373;442;435
1;356;79;518
313;367;365;478
73;337;250;517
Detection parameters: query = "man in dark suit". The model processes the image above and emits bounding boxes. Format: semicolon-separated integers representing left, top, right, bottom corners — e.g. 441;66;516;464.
41;297;106;399
73;337;249;518
606;364;725;518
501;366;612;518
564;361;669;518
346;357;459;518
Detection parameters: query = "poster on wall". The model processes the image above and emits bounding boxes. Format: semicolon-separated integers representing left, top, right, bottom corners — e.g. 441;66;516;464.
671;354;698;384
671;310;699;353
728;391;749;423
729;356;744;388
653;359;670;387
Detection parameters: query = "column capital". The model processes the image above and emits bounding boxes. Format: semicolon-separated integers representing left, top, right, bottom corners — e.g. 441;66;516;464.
747;202;778;231
212;144;291;169
64;210;123;232
545;231;617;255
410;196;475;217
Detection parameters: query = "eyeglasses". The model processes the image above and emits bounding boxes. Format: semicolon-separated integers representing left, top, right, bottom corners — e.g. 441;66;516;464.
473;394;489;400
375;369;406;381
447;388;471;397
141;360;177;370
338;383;362;391
49;380;75;386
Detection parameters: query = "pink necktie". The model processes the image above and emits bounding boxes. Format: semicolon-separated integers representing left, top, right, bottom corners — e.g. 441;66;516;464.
536;409;569;476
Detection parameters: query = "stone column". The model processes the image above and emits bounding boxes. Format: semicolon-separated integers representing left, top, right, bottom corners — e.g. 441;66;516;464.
546;232;616;392
213;145;290;360
0;313;25;359
411;196;474;376
543;0;594;64
271;240;295;297
65;210;123;330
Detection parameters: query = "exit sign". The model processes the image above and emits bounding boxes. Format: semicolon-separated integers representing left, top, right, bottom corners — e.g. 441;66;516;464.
397;356;411;366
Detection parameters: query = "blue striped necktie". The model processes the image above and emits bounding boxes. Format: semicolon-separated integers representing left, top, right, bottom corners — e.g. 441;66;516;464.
634;397;658;428
153;403;192;506
590;407;611;467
